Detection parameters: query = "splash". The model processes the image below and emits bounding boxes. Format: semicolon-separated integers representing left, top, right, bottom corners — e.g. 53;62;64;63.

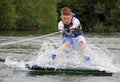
4;36;120;73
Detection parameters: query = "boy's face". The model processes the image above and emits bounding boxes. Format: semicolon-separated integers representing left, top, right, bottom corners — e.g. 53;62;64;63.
61;15;72;25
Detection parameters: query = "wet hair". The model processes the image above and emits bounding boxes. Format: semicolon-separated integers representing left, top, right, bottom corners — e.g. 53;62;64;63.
61;7;72;16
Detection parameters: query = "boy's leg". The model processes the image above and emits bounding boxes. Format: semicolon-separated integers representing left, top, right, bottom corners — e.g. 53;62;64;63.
60;36;73;52
78;36;91;62
59;41;71;52
76;35;87;56
79;41;87;56
52;37;73;59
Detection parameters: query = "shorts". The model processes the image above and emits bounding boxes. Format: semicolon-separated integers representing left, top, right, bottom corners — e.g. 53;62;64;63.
62;37;73;44
62;35;86;45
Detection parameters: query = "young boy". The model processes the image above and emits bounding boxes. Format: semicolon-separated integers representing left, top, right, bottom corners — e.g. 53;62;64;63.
52;7;90;62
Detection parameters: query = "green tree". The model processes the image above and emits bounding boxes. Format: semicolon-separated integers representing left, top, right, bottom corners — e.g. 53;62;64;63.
0;0;58;32
106;0;120;31
14;0;58;32
0;0;17;30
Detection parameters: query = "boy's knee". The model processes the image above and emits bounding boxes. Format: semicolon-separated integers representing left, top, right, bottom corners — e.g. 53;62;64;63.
79;41;86;47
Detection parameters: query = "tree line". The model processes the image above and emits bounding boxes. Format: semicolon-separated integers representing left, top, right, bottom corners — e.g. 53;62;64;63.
0;0;120;32
0;0;58;32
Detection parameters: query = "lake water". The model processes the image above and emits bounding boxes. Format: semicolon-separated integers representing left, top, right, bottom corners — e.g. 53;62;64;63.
0;33;120;82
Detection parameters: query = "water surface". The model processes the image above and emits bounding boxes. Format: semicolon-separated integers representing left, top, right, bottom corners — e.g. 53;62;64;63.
0;33;120;82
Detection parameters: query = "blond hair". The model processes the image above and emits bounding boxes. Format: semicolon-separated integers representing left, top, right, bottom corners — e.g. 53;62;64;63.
61;7;72;16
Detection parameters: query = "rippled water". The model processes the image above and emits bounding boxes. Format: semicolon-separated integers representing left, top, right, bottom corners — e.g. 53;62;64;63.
0;33;120;82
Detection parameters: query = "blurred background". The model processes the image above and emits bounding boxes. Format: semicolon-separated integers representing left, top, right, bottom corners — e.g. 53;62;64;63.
0;0;120;35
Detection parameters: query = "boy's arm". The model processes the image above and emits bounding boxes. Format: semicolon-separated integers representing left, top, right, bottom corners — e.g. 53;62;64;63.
58;21;64;31
70;23;79;29
70;18;80;29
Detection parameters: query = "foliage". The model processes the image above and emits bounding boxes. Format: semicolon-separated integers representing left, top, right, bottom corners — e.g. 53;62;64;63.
93;22;116;32
0;0;120;32
0;0;17;30
0;0;58;32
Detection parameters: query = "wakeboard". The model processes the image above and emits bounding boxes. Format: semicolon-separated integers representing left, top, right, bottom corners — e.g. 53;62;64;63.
25;64;112;76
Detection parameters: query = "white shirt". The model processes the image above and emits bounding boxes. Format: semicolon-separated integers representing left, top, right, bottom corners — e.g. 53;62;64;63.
58;17;82;29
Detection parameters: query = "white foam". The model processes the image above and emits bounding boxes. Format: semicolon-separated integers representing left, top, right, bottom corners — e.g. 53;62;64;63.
4;37;120;73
